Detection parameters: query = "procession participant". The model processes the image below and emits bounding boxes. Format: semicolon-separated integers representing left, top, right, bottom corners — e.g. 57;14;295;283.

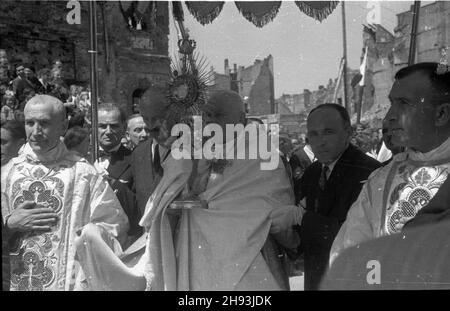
125;114;150;150
330;63;450;263
321;219;450;290
72;87;172;291
1;95;128;291
95;102;139;237
1;119;26;166
296;103;381;290
130;88;168;218
63;126;90;159
24;65;44;93
141;89;302;290
37;68;53;94
2;210;10;291
11;65;33;103
1;91;19;123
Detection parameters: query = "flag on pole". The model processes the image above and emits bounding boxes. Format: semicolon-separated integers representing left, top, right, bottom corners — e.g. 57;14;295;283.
359;46;368;86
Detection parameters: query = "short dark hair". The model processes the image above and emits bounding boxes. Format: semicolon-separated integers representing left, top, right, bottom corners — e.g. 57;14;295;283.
1;119;26;141
68;108;86;128
63;126;90;150
98;102;126;124
308;103;351;129
395;62;450;104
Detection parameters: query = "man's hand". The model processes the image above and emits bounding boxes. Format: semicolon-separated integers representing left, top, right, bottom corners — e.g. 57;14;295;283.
6;200;58;233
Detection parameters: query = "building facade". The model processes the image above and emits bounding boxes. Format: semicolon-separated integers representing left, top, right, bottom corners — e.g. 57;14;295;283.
209;55;275;116
359;1;450;127
0;0;171;113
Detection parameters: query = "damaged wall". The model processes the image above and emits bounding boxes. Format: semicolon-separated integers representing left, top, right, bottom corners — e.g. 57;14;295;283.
0;0;171;113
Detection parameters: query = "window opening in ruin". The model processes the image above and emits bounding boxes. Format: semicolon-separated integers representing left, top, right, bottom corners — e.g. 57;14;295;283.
132;88;147;114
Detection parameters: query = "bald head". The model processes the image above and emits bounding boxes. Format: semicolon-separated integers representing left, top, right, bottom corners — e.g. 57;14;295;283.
24;95;66;123
24;95;68;154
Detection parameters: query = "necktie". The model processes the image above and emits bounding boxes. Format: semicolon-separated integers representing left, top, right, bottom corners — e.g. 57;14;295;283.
318;165;329;191
315;165;329;213
153;144;163;175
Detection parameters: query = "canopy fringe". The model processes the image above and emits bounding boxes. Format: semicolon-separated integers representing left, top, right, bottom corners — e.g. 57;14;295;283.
185;1;225;26
235;1;282;28
295;1;339;23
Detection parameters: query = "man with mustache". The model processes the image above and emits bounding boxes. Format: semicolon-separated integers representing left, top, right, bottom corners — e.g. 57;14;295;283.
330;62;450;265
295;103;381;290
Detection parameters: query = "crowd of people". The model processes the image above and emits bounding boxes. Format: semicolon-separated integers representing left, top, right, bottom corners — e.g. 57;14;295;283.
0;51;92;142
1;61;449;291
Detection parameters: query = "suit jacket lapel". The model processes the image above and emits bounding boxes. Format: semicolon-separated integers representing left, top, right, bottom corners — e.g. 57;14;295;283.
319;146;354;216
108;145;131;180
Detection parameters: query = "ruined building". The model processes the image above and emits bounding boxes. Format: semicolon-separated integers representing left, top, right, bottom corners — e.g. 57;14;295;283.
360;1;450;126
0;0;170;113
209;55;275;116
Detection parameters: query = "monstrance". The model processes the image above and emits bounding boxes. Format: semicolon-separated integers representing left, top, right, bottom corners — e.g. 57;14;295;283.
167;2;211;210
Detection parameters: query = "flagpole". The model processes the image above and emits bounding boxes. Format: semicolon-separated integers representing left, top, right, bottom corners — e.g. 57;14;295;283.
333;57;345;103
341;1;349;114
357;46;368;124
89;0;99;162
408;1;421;65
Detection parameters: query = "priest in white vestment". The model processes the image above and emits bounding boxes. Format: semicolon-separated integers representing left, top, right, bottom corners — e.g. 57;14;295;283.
140;90;302;290
330;63;450;264
1;95;128;291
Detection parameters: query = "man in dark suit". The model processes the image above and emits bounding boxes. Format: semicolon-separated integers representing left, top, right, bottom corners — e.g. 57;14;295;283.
130;87;169;217
11;65;33;103
130;138;165;217
295;103;381;290
96;103;138;237
24;65;44;93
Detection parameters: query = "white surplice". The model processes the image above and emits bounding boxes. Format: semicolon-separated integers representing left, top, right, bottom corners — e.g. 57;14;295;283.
331;136;450;264
1;142;129;291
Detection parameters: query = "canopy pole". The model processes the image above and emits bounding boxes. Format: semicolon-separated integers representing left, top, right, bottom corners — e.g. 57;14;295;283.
341;1;349;114
408;1;421;65
89;0;99;162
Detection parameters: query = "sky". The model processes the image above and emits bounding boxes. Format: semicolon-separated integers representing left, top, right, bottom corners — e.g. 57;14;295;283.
168;1;422;98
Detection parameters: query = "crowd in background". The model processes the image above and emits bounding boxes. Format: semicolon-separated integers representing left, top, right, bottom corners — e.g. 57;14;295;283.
283;121;388;165
1;54;449;291
0;50;95;160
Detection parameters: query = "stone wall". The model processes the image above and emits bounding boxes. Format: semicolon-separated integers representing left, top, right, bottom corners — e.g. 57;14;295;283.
359;1;450;126
0;0;170;114
394;1;450;67
237;55;275;115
